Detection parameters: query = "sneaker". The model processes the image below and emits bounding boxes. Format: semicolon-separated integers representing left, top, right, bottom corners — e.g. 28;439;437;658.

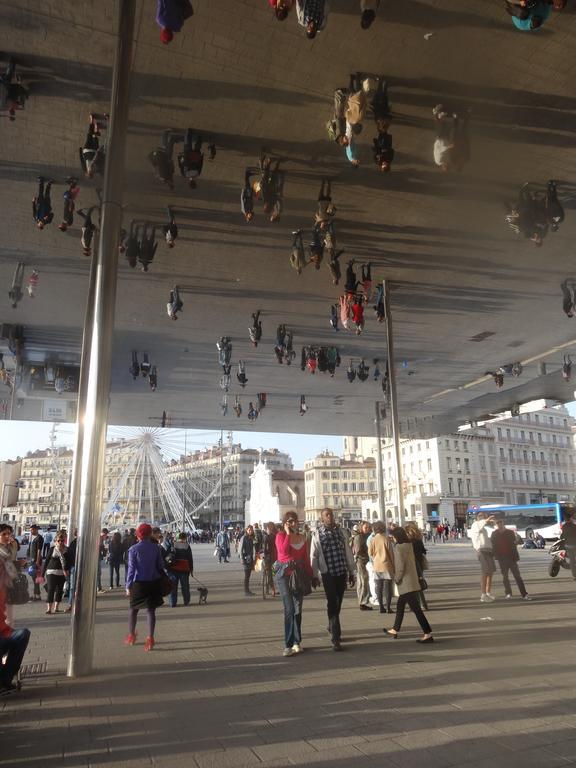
283;647;296;657
485;593;496;601
292;643;303;654
0;683;18;696
332;641;343;652
522;595;532;601
124;633;137;646
480;594;491;603
505;594;512;600
432;104;444;117
359;604;373;611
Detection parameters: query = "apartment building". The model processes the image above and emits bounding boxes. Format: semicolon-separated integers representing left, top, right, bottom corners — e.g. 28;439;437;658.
303;450;377;524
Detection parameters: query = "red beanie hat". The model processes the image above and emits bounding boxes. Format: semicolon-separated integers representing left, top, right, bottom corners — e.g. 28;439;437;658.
136;523;152;539
160;27;174;44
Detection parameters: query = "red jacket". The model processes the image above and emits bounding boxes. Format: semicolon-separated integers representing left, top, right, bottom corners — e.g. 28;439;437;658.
275;531;313;577
0;591;12;639
352;302;364;325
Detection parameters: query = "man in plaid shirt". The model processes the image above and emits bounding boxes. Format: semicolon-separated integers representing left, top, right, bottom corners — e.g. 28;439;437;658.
311;508;356;651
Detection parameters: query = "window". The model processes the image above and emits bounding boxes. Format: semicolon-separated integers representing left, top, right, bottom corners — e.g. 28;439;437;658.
552;472;556;483
499;448;505;459
331;483;338;492
535;414;539;423
457;478;463;495
454;440;459;450
549;416;554;425
529;432;533;440
447;457;452;470
497;428;502;439
506;429;511;439
445;440;450;449
480;457;486;471
564;473;568;484
537;433;542;443
464;458;470;472
523;450;528;462
342;483;348;492
426;441;430;449
531;451;536;462
456;458;461;471
502;469;507;481
543;471;547;482
508;449;513;460
553;435;557;445
322;483;328;493
321;471;329;480
540;452;545;462
331;471;338;479
464;442;468;452
427;459;432;471
521;431;525;440
534;471;538;482
448;478;454;494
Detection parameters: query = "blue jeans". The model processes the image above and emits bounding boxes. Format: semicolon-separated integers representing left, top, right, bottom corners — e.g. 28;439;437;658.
275;573;303;648
169;571;190;607
0;628;31;686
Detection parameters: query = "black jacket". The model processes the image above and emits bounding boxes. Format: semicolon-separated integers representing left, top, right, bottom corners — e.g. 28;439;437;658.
27;534;44;565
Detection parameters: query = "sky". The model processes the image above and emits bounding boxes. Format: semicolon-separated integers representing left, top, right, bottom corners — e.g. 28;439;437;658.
0;422;343;470
2;400;576;468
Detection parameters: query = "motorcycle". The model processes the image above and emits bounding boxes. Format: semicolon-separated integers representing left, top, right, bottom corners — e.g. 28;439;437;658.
548;538;570;577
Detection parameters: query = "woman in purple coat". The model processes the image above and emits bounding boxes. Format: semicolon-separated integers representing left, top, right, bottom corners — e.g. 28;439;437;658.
125;523;166;651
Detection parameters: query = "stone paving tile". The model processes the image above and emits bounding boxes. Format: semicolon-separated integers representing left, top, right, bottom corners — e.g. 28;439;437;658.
4;546;576;768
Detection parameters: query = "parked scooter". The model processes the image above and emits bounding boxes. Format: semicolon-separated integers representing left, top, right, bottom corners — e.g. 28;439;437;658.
548;538;570;577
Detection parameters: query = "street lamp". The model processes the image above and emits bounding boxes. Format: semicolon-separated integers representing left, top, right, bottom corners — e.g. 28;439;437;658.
0;480;25;522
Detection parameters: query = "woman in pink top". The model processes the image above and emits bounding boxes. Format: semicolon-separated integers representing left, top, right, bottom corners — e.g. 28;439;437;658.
275;510;313;657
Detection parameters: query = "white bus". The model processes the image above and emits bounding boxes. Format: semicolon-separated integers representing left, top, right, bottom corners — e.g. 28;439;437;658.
467;502;575;540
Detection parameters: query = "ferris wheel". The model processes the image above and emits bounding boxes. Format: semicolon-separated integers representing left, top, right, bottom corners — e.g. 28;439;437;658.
102;427;233;530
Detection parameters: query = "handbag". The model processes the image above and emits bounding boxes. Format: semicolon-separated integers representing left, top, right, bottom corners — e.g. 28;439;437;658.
419;576;428;591
289;563;312;597
164;551;176;566
8;573;30;605
254;555;263;573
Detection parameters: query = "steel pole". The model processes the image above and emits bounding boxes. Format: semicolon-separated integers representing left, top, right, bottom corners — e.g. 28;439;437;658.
219;430;223;531
9;362;18;420
383;281;404;526
0;484;5;520
67;0;136;678
374;403;385;521
183;430;187;533
67;254;96;540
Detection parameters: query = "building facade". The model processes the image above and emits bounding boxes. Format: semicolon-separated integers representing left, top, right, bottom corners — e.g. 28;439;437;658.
244;459;304;526
303;450;377;524
166;444;294;526
0;459;23;522
345;402;576;527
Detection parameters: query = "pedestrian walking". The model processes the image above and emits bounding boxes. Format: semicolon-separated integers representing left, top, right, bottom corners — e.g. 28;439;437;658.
125;523;167;651
263;522;278;596
168;533;194;606
148;129;181;188
361;262;372;301
469;512;497;602
360;0;380;28
8;262;25;309
58;178;80;231
217;337;232;368
296;0;329;37
249;310;262;347
315;179;336;229
432;105;471;172
0;525;19;628
328;247;342;286
352;295;365;335
108;532;123;589
330;304;339;331
269;0;294;20
405;522;429;610
237;360;248;388
490;520;531;600
374;283;385;322
129;352;140;381
177;129;214;189
77;207;98;257
239;525;257;595
125;221;140;268
26;525;44;601
545;180;564;231
383;527;434;642
79;113;107;178
275;511;314;656
310;508;356;651
163;206;178;247
215;529;230;563
368;521;395;613
507;0;551;29
42;531;69;615
27;269;39;299
0;56;28;121
138;224;158;272
157;0;194;44
32;176;54;229
353;521;373;611
167;285;183;320
241;169;255;222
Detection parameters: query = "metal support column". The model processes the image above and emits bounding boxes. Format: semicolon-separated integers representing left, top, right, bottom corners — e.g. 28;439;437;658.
218;429;223;531
67;0;136;678
374;402;385;521
67;253;97;539
383;281;404;526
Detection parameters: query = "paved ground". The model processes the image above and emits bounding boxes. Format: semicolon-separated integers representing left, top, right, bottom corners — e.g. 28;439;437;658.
4;543;576;768
2;1;576;436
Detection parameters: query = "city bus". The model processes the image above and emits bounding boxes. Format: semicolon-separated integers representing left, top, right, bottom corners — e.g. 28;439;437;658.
467;502;576;540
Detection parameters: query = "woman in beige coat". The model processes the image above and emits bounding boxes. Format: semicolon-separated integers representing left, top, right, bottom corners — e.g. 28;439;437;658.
368;522;395;614
383;527;433;643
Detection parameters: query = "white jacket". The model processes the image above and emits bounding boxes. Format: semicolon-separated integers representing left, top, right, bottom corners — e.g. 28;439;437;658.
310;527;356;579
469;519;492;552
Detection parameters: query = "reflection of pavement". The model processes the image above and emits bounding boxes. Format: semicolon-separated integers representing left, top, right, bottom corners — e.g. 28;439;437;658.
4;545;576;768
